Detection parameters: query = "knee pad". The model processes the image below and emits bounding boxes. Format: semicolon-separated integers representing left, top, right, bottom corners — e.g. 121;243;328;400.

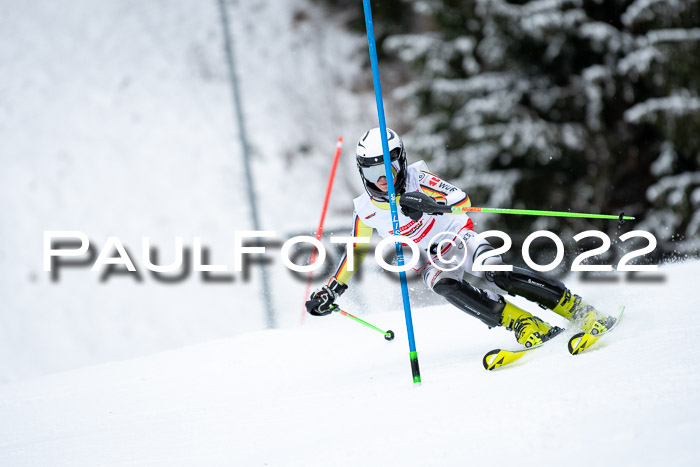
490;266;566;309
433;278;504;328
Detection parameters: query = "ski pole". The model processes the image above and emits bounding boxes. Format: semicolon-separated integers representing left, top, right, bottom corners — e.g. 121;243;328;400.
331;305;395;341
450;206;634;223
301;137;344;323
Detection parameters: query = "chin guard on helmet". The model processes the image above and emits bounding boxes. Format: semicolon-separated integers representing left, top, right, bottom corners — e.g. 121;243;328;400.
356;127;408;202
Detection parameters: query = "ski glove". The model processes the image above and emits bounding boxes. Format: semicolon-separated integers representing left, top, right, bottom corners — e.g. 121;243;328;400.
305;278;348;316
399;191;451;221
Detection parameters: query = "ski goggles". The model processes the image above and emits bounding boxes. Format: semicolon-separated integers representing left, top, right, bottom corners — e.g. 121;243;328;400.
359;149;402;183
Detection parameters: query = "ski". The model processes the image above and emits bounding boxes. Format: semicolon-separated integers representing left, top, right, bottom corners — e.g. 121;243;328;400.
483;326;565;371
567;305;625;355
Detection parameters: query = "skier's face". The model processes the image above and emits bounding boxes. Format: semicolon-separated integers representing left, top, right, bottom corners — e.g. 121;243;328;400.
375;176;388;192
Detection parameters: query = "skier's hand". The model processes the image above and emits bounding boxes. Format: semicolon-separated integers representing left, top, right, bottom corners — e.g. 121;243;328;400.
305;278;348;316
400;192;451;221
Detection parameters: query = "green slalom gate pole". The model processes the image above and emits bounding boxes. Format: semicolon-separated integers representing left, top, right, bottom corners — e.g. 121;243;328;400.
331;305;395;341
451;206;635;222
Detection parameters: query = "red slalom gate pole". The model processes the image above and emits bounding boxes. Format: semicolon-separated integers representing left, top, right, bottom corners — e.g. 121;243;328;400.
301;137;343;323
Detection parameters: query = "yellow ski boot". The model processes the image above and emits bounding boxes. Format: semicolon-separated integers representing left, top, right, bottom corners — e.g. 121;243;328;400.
501;302;555;348
553;291;616;335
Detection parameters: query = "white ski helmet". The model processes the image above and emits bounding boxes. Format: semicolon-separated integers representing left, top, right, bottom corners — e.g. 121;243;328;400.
355;127;407;202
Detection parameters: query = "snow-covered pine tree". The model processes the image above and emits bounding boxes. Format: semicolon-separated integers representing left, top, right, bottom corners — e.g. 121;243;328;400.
377;0;700;261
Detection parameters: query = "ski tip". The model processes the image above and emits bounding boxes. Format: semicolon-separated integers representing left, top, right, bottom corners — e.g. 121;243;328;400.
568;332;585;355
483;349;503;371
568;332;603;355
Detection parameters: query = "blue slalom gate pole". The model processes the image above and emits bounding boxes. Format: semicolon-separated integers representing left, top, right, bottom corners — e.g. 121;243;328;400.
362;0;421;384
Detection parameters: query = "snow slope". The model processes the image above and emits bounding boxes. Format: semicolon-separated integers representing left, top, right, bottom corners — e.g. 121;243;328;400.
0;0;374;381
1;260;699;466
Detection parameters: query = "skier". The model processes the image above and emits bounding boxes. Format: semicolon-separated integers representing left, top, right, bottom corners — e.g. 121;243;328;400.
305;127;615;348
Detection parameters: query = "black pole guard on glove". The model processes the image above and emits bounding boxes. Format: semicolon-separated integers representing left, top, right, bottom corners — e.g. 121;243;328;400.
305;278;348;316
399;191;452;221
305;297;329;316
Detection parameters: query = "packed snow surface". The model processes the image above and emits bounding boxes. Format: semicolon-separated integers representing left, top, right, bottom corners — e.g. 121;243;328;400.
1;260;699;466
0;0;373;382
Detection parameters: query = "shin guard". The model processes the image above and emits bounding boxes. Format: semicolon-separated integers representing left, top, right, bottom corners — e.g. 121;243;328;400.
491;267;567;309
433;279;504;328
